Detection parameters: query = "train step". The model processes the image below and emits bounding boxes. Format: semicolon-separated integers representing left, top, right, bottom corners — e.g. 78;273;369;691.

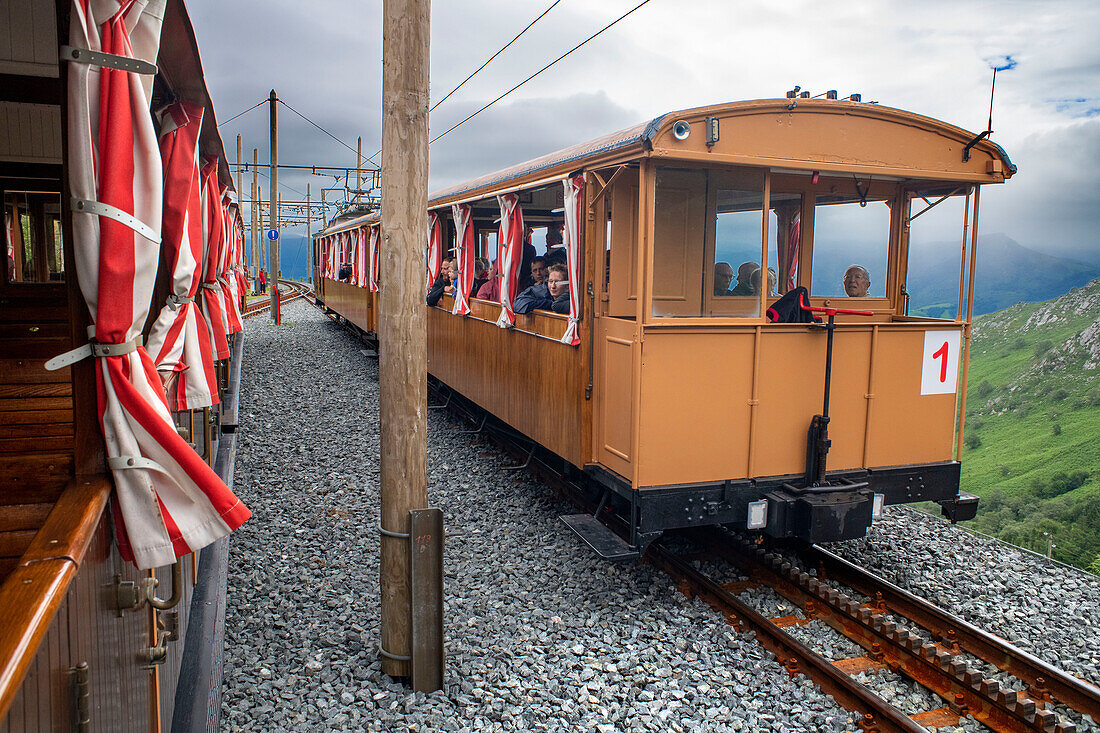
560;514;640;561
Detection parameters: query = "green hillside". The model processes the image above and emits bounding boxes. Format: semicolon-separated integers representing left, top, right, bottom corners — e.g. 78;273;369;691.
957;277;1100;572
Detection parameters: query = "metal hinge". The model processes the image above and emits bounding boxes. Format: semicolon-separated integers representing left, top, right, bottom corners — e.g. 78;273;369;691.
69;662;90;732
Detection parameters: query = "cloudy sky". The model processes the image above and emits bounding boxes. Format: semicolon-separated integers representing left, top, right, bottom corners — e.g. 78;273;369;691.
188;0;1100;267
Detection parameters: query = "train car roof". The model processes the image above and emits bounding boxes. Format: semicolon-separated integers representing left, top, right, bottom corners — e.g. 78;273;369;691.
321;98;1015;236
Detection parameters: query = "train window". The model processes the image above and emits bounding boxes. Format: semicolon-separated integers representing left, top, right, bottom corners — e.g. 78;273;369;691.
905;187;971;319
4;191;64;284
769;193;802;295
810;194;889;299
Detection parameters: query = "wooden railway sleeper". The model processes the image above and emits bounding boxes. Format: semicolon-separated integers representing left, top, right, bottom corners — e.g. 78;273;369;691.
715;533;1079;733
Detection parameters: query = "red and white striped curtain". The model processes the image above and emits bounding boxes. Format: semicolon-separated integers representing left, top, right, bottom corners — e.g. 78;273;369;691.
326;236;336;279
234;215;247;305
561;175;584;346
452;203;474;315
368;225;380;292
426;212;442;290
145;100;218;410
495;193;524;328
62;0;249;570
348;229;359;285
199;161;230;360
220;193;243;335
785;211;800;293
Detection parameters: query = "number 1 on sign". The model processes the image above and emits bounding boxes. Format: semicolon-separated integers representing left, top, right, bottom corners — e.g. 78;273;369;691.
921;331;961;395
932;341;949;383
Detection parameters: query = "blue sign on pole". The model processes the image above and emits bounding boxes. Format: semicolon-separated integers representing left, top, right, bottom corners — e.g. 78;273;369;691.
267;229;279;241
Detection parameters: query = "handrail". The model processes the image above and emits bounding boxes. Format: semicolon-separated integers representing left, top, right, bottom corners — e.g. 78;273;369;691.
799;293;874;318
0;477;111;720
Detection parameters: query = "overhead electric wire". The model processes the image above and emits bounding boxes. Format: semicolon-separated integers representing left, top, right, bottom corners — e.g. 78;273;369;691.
217;99;266;128
430;0;562;113
363;0;564;165
428;0;654;145
277;98;361;158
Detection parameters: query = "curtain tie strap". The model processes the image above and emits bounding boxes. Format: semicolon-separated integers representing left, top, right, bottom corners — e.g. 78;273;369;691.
166;294;194;311
71;197;161;243
107;455;200;505
60;45;158;75
45;336;142;370
200;283;220;291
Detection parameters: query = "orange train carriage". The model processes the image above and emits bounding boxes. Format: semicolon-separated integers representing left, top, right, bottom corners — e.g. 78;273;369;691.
316;97;1014;558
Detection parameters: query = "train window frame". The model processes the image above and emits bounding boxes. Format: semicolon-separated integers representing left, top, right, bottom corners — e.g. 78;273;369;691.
2;182;66;293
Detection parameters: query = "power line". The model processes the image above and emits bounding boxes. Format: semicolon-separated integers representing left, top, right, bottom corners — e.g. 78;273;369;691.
277;98;361;158
429;0;654;146
217;99;266;128
363;0;563;165
430;0;562;113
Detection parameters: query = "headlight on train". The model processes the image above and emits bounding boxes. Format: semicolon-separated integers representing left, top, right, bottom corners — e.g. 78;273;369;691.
672;120;691;141
747;499;768;530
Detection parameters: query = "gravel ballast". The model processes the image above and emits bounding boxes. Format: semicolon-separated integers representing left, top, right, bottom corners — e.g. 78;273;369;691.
221;300;1097;732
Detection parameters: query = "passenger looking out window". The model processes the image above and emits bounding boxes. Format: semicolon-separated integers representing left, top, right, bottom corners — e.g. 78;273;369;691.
529;256;548;286
751;267;777;297
843;265;870;297
514;263;569;315
544;225;566;266
476;261;500;301
728;262;757;296
427;256;455;307
472;257;490;297
713;262;734;296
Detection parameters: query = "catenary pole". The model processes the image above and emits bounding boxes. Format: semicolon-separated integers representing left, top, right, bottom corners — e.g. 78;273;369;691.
306;183;312;285
379;0;430;681
268;89;279;315
252;148;259;292
356;136;363;206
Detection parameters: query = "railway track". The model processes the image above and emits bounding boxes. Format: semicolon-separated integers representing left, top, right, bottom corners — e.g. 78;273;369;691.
420;379;1098;733
243;279;313;318
651;529;1097;733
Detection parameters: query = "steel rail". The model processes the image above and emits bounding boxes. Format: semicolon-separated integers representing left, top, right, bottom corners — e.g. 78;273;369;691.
805;543;1100;724
646;541;928;733
243;279;312;318
700;529;1080;733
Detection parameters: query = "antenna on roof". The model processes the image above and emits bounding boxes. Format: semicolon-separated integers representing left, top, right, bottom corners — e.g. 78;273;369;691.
964;56;1015;162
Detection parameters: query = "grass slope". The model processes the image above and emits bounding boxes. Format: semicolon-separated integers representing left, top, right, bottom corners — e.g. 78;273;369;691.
958;278;1100;571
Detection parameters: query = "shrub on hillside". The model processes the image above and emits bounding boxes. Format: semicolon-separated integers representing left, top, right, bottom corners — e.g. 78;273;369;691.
1011;337;1027;351
1051;388;1068;402
1033;339;1053;357
974;380;994;398
1052;423;1062;436
964;433;982;449
1090;554;1100;576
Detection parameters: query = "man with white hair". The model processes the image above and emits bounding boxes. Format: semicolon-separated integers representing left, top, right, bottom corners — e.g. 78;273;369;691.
843;265;870;297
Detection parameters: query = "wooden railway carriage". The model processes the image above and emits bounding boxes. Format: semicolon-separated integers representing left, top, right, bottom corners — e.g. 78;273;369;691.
316;98;1014;558
1;0;250;729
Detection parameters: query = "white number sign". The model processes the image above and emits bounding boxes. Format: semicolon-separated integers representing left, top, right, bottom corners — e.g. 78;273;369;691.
921;331;962;395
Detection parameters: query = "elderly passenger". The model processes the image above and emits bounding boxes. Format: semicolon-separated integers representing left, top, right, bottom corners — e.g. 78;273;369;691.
843;265;871;297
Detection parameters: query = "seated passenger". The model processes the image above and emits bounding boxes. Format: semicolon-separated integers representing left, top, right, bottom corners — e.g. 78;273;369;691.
544;226;567;266
471;257;490;297
514;263;570;314
713;262;734;296
426;257;454;307
728;261;757;295
338;262;353;282
529;256;548;286
843;265;870;297
476;261;500;301
749;267;777;297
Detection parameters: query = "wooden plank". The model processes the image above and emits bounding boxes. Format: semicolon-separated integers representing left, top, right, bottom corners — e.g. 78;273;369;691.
0;338;70;358
0;422;74;438
20;477;109;566
409;508;443;692
0;436;73;453
0;382;71;398
0;483;63;507
0;504;52;532
0;530;36;558
0;409;73;426
0;395;71;411
0;322;70;340
0;358;69;384
0;559;75;725
0;453;72;497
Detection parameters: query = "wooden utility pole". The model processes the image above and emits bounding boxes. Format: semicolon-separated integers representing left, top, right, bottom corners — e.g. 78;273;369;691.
356;136;363;207
236;134;244;287
252;148;259;292
268;89;279;314
257;185;264;272
306;184;312;283
379;0;433;684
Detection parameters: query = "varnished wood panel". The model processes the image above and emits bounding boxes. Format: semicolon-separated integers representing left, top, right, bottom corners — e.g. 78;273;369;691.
0;437;71;453
320;277;375;334
0;411;73;427
427;299;586;467
0;505;50;534
0;531;35;559
0;384;70;399
0;359;68;384
0;453;71;497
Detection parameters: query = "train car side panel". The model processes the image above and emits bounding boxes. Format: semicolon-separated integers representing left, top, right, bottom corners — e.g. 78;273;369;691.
594;316;636;480
634;329;754;486
321;278;373;334
426;301;585;467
